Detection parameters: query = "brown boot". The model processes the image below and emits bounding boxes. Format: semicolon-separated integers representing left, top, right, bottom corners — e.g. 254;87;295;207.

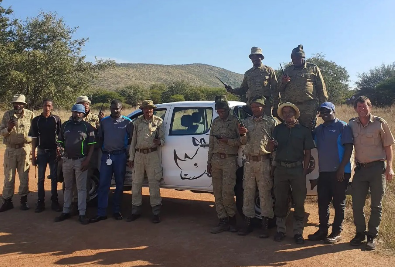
210;218;229;234
238;217;253;236
259;217;270;238
229;216;238;232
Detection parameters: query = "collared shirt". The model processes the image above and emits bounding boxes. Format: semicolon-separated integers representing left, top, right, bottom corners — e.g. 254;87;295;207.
98;115;133;152
313;118;353;173
240;115;277;155
58;120;96;159
232;63;278;104
349;114;395;163
277;62;328;105
208;114;241;164
129;115;165;161
0;109;34;146
273;123;315;162
28;113;61;150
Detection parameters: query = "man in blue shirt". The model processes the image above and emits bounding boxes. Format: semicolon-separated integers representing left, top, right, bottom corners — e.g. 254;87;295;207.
89;100;133;223
308;102;353;244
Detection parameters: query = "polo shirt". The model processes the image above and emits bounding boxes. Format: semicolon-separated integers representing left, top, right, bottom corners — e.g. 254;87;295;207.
28;114;61;150
98;115;133;152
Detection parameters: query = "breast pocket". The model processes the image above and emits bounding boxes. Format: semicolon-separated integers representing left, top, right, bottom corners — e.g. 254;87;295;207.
361;132;376;146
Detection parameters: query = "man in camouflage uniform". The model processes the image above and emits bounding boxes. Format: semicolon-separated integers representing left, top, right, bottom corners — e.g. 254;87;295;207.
76;96;104;129
238;96;277;237
127;100;165;223
276;45;328;129
207;96;241;234
226;47;278;116
0;94;34;212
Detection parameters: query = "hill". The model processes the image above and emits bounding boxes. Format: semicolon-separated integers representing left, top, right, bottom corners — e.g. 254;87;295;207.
92;63;244;90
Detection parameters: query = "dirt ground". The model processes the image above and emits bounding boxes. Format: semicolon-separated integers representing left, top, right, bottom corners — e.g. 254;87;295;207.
0;148;394;267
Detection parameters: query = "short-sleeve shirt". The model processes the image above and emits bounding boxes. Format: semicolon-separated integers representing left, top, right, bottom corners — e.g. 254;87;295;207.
313;119;353;173
349;114;395;163
28;114;61;150
273;123;315;162
58;120;96;159
98;115;133;152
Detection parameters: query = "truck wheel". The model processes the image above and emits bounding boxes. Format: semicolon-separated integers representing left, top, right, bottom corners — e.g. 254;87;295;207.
87;169;100;206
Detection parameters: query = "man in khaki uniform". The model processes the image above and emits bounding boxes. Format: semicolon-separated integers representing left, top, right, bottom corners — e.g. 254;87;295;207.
0;94;34;212
127;100;165;223
226;47;278;116
349;96;394;251
238;96;277;238
207;96;241;234
277;45;328;129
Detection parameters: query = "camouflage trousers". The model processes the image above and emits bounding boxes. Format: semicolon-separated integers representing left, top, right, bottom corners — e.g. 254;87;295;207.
2;146;30;200
295;100;319;130
132;151;162;215
243;158;274;219
211;154;237;219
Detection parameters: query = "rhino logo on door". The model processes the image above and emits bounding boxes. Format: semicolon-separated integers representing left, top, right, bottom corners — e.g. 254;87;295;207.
174;137;208;180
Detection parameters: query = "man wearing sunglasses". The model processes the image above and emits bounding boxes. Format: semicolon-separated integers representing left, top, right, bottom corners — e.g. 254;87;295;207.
308;102;353;244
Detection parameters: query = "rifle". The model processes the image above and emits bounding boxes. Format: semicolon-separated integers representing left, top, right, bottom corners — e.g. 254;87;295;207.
215;76;230;89
99;103;104;115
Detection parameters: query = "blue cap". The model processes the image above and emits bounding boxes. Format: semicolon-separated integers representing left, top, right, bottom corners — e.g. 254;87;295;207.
319;102;335;111
71;104;85;114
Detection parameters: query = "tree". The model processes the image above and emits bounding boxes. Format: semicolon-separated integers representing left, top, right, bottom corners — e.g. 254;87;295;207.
161;81;192;103
169;94;185;102
117;84;149;107
370;76;395;106
149;83;167;104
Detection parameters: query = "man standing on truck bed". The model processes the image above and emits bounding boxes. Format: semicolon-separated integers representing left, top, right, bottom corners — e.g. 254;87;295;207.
207;95;241;234
225;47;278;116
238;96;277;238
127;100;165;223
90;99;133;223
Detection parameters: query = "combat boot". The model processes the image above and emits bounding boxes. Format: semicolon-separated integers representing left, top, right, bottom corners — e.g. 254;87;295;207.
228;216;238;232
35;200;45;213
210;218;229;234
20;195;29;210
238;217;253;236
259;217;270;238
0;199;14;212
51;198;62;212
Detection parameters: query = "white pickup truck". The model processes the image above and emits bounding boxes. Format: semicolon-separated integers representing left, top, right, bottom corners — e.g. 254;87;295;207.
87;101;319;217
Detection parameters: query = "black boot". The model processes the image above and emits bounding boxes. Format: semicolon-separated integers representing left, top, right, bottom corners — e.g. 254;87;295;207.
51;198;62;212
0;199;14;212
35;200;45;213
259;217;270;238
238;217;253;236
308;229;328;241
228;216;238;232
210;218;230;234
20;195;29;210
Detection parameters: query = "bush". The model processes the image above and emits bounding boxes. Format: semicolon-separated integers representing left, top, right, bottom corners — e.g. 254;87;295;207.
169;94;185;102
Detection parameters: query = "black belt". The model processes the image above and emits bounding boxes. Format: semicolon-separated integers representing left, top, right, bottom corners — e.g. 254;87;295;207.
102;149;126;155
277;161;303;168
356;160;384;169
38;148;56;152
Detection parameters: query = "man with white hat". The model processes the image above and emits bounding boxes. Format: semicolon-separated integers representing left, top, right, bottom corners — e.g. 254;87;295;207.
75;95;103;129
0;94;34;212
225;47;278;116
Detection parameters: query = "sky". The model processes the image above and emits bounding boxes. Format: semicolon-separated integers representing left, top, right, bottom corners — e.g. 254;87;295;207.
3;0;395;87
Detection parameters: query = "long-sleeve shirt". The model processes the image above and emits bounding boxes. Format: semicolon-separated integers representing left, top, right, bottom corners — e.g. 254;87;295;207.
1;109;34;146
129;115;165;161
207;114;241;164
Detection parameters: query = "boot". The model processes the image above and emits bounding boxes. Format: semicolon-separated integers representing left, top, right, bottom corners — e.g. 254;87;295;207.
350;232;366;246
35;200;45;213
228;216;238;232
20;195;29;210
51;198;62;212
0;199;14;212
237;217;253;236
210;218;229;234
259;217;270;238
308;229;328;241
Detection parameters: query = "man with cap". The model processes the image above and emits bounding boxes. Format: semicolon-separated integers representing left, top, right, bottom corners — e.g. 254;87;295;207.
269;102;315;244
207;95;242;234
90;99;133;223
348;96;394;250
225;47;278;116
238;96;277;238
54;104;96;225
308;102;353;244
0;94;34;212
76;95;104;129
277;45;328;130
127;100;165;223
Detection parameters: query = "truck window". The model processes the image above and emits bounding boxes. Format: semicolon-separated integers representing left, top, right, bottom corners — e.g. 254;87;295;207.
170;107;213;136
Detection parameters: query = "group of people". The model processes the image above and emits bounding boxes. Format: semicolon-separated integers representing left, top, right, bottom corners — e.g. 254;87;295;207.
0;95;165;225
208;45;394;251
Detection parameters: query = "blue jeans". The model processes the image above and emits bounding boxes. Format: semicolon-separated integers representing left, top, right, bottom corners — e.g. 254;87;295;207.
37;148;58;202
97;151;126;216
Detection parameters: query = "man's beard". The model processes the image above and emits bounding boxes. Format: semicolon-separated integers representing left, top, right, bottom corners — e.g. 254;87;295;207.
72;116;83;122
13;107;23;114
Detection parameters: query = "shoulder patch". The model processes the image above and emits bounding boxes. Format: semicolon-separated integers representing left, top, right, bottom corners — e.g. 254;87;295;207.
375;116;386;124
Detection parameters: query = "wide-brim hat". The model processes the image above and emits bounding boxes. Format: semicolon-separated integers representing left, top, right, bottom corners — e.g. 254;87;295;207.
291;44;305;58
139;100;157;109
76;95;91;104
250;96;266;106
277;102;300;120
249;47;264;59
11;94;27;104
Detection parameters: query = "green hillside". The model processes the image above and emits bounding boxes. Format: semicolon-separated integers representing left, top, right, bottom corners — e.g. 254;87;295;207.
92;63;244;90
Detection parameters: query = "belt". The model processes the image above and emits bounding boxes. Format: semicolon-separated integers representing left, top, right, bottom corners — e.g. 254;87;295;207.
7;143;25;149
246;154;269;162
102;149;126;155
277;161;303;168
38;148;56;152
136;147;157;154
216;153;238;159
356;160;384;168
66;155;85;160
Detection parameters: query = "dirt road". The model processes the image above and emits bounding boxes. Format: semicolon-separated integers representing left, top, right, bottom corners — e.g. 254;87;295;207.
0;149;394;267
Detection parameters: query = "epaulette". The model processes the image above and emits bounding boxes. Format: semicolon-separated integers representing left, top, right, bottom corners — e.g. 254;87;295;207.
349;117;357;123
374;116;386;124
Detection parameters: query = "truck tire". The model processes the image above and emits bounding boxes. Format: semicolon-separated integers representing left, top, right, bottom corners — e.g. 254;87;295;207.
87;169;100;206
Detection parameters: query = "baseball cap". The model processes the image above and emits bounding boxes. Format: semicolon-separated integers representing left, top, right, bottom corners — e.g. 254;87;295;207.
319;102;335;112
71;104;86;114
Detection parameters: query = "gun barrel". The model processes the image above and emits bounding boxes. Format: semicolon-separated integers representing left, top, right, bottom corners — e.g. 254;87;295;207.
215;76;227;87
